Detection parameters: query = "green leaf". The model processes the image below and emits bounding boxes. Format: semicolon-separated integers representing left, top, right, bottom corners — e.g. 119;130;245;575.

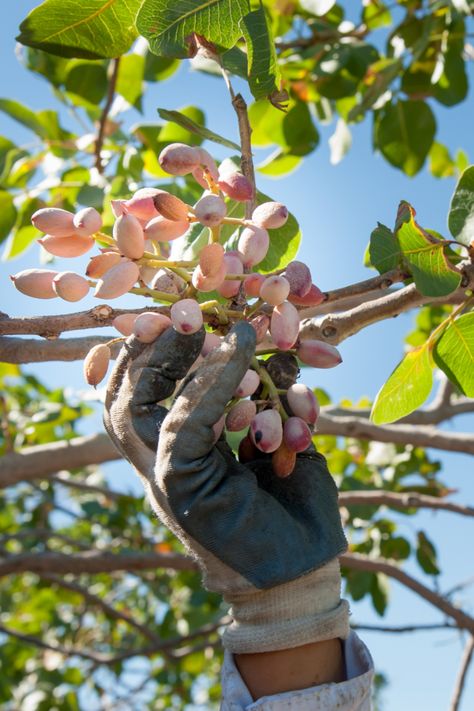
370;573;389;616
428;141;455;179
158;106;206;146
241;6;281;102
23;48;69;86
455;150;469;175
65;60;108;105
316;44;379;101
397;211;461;297
0;99;49;139
362;1;392;29
0;192;17;245
116;54;146;110
144;54;180;82
344;569;374;601
369;222;401;274
380;536;411;561
448;165;474;246
173;222;209;261
248;99;283;147
416;531;440;576
371;345;433;424
0;137;18;179
433;20;468;107
257;150;302;177
299;0;336;16
263;101;319;156
374;100;436;176
348;58;402;122
157;108;240;151
17;0;143;59
137;0;250;58
433;313;474;397
256;191;301;272
2;198;44;261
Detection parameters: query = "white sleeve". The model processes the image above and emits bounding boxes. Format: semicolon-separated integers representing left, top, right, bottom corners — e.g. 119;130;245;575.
220;631;374;711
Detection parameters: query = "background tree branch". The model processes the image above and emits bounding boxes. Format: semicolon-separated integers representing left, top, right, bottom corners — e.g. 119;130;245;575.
449;635;474;711
341;552;474;635
0;550;196;578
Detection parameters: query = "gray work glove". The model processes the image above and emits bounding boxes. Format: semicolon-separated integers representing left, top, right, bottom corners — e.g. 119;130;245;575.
104;321;349;654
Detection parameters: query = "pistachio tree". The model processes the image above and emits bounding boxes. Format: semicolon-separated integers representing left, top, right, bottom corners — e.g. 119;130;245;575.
1;1;474;709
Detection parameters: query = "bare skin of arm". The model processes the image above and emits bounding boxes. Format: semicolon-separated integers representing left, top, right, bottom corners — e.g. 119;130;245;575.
234;638;346;700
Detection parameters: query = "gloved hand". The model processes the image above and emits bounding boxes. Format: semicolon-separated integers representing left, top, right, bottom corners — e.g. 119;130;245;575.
104;321;349;654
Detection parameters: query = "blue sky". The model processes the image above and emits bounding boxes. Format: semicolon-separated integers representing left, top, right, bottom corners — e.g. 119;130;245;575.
1;2;474;709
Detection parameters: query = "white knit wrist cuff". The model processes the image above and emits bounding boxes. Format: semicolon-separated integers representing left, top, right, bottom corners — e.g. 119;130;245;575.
221;560;350;654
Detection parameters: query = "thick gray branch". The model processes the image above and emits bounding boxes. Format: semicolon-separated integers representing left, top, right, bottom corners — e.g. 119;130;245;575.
0;433;119;488
341;552;474;635
0;335;122;363
0;305;167;338
339;491;474;517
317;413;474;455
322;396;474;426
0;550;197;578
300;264;474;344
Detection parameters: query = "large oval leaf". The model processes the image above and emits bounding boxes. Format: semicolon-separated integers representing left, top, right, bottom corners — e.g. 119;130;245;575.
371;345;433;424
17;0;143;59
137;0;250;58
397;211;461;297
448;165;474;246
433;312;474;397
374;100;436;176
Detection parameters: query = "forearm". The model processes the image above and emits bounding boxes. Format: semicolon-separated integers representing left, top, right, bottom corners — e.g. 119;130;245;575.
234;638;345;700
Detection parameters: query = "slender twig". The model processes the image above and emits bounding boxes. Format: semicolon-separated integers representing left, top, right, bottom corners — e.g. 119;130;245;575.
341;553;474;635
449;636;474;711
352;622;458;634
444;576;474;600
95;58;120;173
50;474;127;501
339;491;474;518
0;618;222;666
40;573;163;645
231;93;256;217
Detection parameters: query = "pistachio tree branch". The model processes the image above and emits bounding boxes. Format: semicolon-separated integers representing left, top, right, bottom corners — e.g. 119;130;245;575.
352;622;458;634
0;433;119;489
4;403;474;490
321;396;474;426
231;93;256;217
449;635;474;711
317;414;474;455
0;550;196;578
339;491;474;518
341;552;474;635
0;305;167;337
300;264;474;344
3;548;472;635
0;335;122;363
